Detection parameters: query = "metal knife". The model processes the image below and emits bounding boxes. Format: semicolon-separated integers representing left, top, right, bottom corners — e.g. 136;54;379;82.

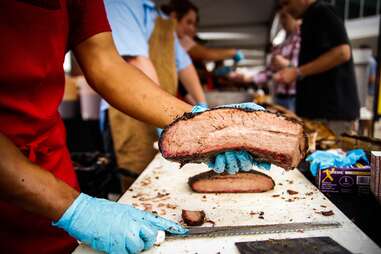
155;222;341;244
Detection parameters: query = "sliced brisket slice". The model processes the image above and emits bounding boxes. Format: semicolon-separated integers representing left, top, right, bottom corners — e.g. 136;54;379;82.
181;209;206;226
188;170;275;193
159;108;307;170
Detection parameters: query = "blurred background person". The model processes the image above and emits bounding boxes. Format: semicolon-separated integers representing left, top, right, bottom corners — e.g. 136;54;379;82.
275;0;360;136
101;0;207;189
161;0;246;104
253;8;301;111
161;0;244;62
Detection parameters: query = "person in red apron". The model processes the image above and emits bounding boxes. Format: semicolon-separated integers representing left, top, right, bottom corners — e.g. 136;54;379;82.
0;1;266;254
0;1;189;253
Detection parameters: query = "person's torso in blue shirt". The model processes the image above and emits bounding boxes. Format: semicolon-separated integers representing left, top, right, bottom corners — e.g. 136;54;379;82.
100;0;192;111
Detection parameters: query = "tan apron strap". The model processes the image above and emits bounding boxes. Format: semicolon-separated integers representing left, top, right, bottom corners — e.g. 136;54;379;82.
148;16;178;95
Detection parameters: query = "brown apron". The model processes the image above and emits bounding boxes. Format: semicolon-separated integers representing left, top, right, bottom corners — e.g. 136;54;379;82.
108;17;177;188
149;17;178;95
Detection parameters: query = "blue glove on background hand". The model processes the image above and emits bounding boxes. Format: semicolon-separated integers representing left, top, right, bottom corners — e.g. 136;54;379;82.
306;149;369;176
233;50;245;62
191;103;271;174
214;66;233;77
53;193;188;254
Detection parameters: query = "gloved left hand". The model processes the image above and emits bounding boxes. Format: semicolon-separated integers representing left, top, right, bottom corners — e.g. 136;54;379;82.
192;103;271;174
53;193;188;254
156;128;163;137
196;102;208;108
233;50;245;62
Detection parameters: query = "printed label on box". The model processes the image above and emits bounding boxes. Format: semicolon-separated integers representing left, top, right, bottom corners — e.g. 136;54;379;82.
316;165;371;194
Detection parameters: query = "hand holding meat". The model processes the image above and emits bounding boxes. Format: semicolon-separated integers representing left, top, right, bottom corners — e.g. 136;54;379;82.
191;103;270;174
159;103;307;171
53;193;188;254
208;150;271;174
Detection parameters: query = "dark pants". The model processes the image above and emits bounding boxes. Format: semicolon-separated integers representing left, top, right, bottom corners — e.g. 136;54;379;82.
99;109;139;190
99;109;116;161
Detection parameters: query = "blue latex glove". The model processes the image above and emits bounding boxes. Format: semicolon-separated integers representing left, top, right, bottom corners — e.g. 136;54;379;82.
233;50;245;62
346;149;369;165
214;66;233;77
53;193;188;254
192;102;265;113
306;151;343;177
306;149;368;176
156;128;163;137
196;102;208;108
191;103;271;174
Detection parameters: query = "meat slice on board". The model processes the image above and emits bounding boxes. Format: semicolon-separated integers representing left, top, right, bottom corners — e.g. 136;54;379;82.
182;210;206;226
188;170;275;193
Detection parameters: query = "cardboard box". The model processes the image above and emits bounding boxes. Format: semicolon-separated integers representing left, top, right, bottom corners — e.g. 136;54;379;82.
316;163;371;194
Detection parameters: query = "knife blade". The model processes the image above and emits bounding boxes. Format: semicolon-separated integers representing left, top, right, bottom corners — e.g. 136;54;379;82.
155;222;341;244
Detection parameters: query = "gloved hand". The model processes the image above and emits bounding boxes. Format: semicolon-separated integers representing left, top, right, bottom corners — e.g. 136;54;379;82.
156;128;163;137
306;149;369;176
53;193;188;254
233;50;245;62
192;102;264;113
191;103;271;174
196;102;208;108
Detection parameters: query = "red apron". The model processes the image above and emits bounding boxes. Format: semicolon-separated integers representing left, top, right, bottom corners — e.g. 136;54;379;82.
0;115;80;254
0;1;84;253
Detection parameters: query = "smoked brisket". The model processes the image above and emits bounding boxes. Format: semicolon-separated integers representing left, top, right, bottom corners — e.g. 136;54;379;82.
159;108;307;170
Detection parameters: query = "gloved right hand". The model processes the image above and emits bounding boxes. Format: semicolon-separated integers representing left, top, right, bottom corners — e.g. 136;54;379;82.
53;193;188;254
192;103;271;174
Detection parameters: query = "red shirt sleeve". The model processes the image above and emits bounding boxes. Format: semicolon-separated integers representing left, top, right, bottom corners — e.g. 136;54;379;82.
68;0;111;49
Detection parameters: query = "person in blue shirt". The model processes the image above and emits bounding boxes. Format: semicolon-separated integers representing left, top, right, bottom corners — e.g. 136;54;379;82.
100;0;208;187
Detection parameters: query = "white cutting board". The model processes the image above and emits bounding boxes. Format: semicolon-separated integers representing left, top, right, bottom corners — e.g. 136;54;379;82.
73;154;381;254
